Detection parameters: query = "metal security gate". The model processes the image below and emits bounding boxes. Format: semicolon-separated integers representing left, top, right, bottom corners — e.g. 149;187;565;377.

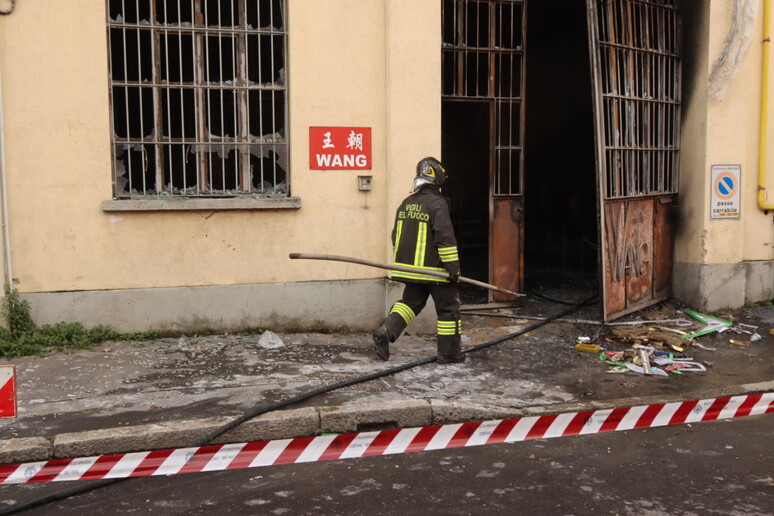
587;0;681;320
442;0;527;301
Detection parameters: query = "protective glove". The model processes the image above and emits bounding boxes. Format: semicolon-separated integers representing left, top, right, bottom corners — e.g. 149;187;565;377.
448;271;460;284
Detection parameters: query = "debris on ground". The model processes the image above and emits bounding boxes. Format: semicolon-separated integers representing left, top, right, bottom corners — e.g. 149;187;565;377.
570;306;769;377
594;343;708;376
682;310;733;339
609;326;690;352
258;330;285;349
574;343;600;353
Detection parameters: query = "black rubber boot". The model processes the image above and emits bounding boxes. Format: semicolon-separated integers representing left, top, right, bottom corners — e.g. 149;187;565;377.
437;352;466;364
372;326;391;361
437;335;465;363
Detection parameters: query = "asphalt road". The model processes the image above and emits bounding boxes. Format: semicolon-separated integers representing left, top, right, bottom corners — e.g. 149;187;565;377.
2;413;772;515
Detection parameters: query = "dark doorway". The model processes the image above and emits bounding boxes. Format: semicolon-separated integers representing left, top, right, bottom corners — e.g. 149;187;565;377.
524;1;598;280
441;0;526;303
442;101;491;293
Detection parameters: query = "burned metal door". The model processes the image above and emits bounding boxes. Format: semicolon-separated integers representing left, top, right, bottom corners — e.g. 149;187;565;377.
587;0;681;320
442;0;527;301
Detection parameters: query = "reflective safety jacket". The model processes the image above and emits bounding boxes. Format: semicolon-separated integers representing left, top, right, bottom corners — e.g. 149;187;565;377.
390;185;460;284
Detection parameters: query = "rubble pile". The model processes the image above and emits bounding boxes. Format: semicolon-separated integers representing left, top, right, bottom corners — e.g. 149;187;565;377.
575;310;767;377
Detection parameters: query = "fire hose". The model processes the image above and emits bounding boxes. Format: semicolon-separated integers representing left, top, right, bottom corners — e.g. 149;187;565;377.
288;253;524;298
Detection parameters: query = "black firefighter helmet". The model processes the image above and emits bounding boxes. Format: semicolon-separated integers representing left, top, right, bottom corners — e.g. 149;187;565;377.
411;157;447;193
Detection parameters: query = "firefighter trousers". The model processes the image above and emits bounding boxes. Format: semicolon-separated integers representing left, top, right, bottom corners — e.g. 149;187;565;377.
379;282;462;358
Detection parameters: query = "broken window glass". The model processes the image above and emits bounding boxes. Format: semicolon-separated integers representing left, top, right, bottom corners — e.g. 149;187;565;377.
107;0;288;198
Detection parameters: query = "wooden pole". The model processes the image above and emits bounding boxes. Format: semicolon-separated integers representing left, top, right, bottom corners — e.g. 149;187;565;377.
289;253;524;298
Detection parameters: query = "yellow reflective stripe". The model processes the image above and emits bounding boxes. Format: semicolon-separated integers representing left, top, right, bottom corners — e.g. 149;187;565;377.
390;302;416;324
437;320;462;336
391;271;450;283
437;320;458;335
393;262;447;272
392;261;450;282
438;246;459;262
414;222;427;267
393;220;403;262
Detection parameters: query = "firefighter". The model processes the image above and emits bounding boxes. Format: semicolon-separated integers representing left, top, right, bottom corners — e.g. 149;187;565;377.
372;157;465;364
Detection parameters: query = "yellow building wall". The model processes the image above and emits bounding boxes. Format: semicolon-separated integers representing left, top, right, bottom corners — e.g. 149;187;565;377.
0;1;440;295
675;0;774;309
384;0;442;257
703;0;774;264
676;1;774;264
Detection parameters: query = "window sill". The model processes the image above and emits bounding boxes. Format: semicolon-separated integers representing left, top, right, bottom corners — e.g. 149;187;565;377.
102;197;301;212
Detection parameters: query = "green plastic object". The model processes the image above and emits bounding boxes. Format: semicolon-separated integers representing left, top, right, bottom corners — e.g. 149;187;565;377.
681;310;733;339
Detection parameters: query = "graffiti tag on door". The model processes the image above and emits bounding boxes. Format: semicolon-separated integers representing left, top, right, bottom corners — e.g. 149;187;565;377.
605;201;652;283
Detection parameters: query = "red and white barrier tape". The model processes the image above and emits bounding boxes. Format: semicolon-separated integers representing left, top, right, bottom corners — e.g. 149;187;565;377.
2;392;772;485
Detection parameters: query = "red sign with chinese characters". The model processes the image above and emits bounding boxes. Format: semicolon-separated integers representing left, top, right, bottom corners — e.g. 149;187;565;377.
309;127;372;170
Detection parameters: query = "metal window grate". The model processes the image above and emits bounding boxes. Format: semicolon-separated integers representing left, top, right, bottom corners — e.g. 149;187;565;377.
107;0;288;198
442;0;525;196
595;0;681;199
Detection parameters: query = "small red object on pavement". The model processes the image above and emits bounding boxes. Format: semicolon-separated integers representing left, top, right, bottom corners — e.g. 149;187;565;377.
0;365;17;418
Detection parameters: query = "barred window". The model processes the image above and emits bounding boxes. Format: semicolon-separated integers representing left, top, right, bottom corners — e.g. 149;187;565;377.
442;0;525;197
107;0;288;198
594;0;681;199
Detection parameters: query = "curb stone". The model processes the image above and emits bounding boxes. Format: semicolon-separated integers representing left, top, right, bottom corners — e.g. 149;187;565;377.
53;417;237;459
52;407;321;460
2;382;773;465
429;400;524;425
210;407;319;445
0;437;51;465
519;381;774;417
319;399;432;433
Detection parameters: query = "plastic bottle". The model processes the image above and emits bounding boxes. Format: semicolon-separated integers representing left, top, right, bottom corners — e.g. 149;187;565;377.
574;343;601;353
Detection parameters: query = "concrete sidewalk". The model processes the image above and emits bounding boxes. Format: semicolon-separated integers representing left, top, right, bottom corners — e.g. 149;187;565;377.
1;301;773;465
